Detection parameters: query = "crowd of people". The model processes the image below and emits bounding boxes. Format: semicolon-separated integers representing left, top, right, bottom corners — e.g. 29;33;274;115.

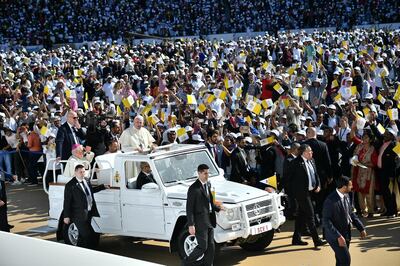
0;0;399;46
0;28;400;236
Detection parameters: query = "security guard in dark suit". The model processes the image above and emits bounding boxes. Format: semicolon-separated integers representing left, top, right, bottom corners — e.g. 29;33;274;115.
183;164;224;266
63;164;108;248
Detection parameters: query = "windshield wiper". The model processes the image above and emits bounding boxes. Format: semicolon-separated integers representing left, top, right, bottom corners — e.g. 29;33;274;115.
184;176;197;181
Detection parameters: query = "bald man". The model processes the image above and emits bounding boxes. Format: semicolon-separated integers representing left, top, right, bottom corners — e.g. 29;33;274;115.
56;111;86;160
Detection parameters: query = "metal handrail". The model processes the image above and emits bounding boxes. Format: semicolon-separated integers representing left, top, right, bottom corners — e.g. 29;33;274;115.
42;158;91;194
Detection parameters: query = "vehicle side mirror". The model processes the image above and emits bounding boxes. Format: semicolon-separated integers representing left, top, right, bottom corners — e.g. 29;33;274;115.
142;182;160;192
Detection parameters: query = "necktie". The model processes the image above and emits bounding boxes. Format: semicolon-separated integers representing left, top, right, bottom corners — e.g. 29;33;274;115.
80;181;93;210
203;183;208;197
307;160;317;188
343;196;352;224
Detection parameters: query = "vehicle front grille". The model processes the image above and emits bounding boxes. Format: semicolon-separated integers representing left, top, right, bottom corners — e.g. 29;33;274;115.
245;199;272;219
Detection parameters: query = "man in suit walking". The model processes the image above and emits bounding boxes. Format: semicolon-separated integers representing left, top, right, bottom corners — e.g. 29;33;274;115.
56;111;86;161
230;136;251;184
0;173;10;232
305;127;332;221
63;164;108;248
323;176;367;266
289;144;327;248
184;164;223;266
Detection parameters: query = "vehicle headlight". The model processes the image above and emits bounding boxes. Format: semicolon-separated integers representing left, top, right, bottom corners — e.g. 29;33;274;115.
217;204;241;230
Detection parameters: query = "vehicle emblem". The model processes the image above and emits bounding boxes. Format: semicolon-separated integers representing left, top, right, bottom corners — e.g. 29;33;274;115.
253;203;261;216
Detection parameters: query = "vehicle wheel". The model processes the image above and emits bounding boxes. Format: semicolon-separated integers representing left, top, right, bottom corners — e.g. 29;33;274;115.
63;222;80;246
239;230;274;251
177;228;204;261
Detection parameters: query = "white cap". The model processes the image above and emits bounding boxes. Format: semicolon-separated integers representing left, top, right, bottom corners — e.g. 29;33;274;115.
365;93;373;99
328;104;336;110
185;126;193;132
192;134;204;142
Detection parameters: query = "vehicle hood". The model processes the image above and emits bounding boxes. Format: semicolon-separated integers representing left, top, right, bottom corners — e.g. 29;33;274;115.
165;176;269;203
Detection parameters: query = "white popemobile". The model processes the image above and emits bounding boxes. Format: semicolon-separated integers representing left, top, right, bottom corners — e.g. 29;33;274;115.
44;144;285;258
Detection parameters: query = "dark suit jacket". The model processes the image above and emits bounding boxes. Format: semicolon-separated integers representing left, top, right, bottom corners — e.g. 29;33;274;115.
288;156;321;200
370;124;397;177
63;177;105;222
282;154;296;194
322;190;364;242
205;142;223;167
230;148;250;183
136;172;155;189
305;138;332;184
56;122;86;160
0;180;8;231
186;179;220;230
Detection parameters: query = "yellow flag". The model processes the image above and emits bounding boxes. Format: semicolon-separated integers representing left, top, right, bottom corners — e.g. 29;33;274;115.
362;107;370;117
377;94;386;104
85;92;88;101
116;105;122;116
262;99;273;109
393;84;400;101
374;46;381;53
267;174;277;189
393;143;400;157
44;86;49;95
245;116;252;124
83;101;89;110
293;88;302;97
206;94;215;104
342;41;348;49
40;126;48;136
377;123;385;135
334;93;342;102
387;109;398;121
65;89;71;98
260;136;275;146
331;80;339;88
149;115;160;125
246;101;262;115
380;69;387;78
262;61;269;70
287;67;295;75
177;128;189;142
338;53;345;60
187;95;196;105
370;64;376;71
198;103;207;113
235;88;242;98
160;111;166;122
273;83;284;94
350;86;357;95
307;63;313;73
224;78;229;89
229;64;235;72
141;104;152;115
282;98;290;108
317;46;323;55
214;89;226;100
213;61;218;69
122;95;135;108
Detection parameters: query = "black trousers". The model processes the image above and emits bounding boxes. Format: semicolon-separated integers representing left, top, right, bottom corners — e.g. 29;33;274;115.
378;170;397;215
327;238;351;266
184;227;215;266
293;194;320;243
74;215;96;249
0;206;10;232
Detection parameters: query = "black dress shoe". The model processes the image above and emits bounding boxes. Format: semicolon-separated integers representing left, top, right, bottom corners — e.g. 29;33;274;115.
292;239;308;246
8;224;14;229
302;230;312;236
314;239;327;248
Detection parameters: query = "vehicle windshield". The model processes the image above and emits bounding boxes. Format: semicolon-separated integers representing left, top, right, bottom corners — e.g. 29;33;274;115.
154;150;219;185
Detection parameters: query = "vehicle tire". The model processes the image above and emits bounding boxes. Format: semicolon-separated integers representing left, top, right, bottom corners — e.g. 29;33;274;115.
239;230;274;251
63;222;100;248
63;222;80;246
177;227;220;260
